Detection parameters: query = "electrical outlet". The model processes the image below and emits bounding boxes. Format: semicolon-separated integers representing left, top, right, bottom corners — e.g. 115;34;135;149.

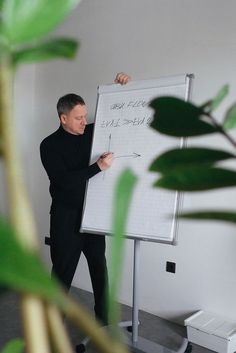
166;261;176;273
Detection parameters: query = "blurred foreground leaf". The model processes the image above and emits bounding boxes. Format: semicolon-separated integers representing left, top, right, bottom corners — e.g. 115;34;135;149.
0;218;64;306
109;169;137;328
150;97;218;137
1;0;81;44
223;103;236;130
0;339;24;353
180;210;236;224
0;285;8;296
155;167;236;191
150;147;235;173
12;38;79;66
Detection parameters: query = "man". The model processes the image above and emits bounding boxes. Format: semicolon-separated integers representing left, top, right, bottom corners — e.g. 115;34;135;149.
40;72;131;325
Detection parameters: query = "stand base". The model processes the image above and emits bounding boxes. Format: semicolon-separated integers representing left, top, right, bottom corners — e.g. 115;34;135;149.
76;325;190;353
127;335;189;353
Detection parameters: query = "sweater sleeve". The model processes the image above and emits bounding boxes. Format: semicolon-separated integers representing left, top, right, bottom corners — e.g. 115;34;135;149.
40;141;101;191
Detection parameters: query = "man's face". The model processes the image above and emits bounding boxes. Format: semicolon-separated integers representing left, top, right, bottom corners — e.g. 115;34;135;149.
60;104;88;135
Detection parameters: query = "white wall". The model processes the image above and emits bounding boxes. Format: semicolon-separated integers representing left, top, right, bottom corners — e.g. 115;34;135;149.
15;0;236;324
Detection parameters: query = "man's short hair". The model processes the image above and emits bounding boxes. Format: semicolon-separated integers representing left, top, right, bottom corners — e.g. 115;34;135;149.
57;94;85;118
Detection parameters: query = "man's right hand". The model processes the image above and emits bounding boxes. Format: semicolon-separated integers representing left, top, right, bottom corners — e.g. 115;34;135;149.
97;152;114;171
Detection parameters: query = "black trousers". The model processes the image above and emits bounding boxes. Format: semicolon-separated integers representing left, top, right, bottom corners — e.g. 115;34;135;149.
50;203;108;324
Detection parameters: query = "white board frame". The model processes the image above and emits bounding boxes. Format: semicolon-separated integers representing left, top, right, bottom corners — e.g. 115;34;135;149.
81;74;194;244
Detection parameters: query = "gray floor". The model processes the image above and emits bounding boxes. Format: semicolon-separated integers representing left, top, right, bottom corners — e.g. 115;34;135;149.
0;288;213;353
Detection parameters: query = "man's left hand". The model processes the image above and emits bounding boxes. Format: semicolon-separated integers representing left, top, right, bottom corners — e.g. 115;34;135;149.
114;72;131;85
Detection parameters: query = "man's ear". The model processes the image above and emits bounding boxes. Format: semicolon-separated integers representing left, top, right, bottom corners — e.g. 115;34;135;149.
60;114;67;125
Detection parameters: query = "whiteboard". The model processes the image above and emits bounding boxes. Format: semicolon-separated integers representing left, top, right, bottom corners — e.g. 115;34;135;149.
81;74;193;244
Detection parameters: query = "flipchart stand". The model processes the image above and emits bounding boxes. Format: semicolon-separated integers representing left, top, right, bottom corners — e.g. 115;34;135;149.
127;239;191;353
76;238;192;353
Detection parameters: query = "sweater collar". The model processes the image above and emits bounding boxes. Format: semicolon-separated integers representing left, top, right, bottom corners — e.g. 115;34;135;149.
58;124;84;139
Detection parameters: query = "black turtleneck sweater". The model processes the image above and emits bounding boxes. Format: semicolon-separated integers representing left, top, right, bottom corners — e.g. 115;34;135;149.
40;124;101;209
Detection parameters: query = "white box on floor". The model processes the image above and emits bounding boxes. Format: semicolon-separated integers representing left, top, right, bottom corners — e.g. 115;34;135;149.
185;311;236;353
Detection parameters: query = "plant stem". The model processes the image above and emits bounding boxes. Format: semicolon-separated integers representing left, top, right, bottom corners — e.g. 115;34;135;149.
21;296;50;353
206;113;236;149
0;57;38;250
46;305;74;353
0;56;50;353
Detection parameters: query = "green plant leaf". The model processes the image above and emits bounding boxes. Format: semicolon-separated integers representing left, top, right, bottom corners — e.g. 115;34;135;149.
0;218;65;306
201;85;229;113
211;84;229;110
179;210;236;224
108;169;137;330
223;103;236;130
150;147;235;173
1;0;81;44
0;339;24;353
12;38;79;66
150;97;218;137
154;167;236;191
